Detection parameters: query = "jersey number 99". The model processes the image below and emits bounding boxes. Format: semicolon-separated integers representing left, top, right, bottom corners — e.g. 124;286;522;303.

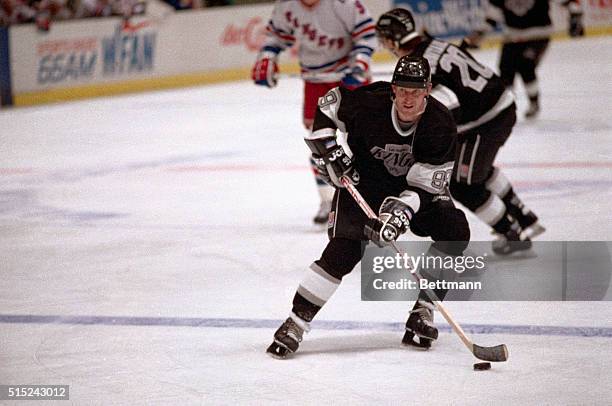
431;169;452;190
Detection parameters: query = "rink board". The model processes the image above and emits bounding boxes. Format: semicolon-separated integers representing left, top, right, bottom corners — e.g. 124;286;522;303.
1;1;611;106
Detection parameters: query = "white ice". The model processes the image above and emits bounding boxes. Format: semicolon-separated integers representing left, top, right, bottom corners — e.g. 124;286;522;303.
1;36;612;405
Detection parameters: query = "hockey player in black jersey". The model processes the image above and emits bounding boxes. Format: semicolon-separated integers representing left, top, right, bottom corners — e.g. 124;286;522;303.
266;56;470;359
375;8;545;255
466;0;584;118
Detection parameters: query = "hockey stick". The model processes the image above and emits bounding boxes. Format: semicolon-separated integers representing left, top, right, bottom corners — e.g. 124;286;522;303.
281;70;394;80
340;177;508;362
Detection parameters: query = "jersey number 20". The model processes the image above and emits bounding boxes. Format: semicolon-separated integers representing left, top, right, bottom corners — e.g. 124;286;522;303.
439;47;494;92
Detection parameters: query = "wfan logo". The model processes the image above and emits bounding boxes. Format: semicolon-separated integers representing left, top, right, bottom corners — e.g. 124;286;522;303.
102;22;156;76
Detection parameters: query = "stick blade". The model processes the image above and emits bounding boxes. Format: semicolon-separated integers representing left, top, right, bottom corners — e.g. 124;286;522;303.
473;344;508;362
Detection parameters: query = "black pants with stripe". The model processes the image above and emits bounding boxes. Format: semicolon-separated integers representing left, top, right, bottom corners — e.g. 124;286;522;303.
453;105;516;186
499;39;550;88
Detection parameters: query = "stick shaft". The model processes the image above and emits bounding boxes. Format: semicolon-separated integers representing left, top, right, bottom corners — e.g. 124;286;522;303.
281;70;393;80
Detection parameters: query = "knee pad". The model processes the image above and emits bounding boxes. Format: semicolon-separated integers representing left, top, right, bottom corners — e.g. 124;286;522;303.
434;208;470;252
450;179;490;212
423;207;470;254
293;238;362;322
448;208;471;242
319;238;363;280
485;167;511;197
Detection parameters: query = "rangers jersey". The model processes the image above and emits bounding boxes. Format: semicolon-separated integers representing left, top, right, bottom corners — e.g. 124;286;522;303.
309;82;457;212
260;0;377;82
411;37;514;133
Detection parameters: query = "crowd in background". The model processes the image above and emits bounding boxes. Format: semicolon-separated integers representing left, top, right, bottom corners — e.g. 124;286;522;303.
0;0;232;28
164;0;230;11
0;0;145;28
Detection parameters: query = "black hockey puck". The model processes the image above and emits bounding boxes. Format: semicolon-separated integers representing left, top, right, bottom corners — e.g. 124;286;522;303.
473;362;491;371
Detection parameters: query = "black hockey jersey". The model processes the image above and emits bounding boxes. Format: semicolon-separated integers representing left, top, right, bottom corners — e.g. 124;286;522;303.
310;82;456;212
486;0;553;41
412;37;514;133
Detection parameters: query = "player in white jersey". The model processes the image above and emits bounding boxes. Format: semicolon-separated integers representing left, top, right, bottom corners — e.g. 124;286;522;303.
251;0;377;225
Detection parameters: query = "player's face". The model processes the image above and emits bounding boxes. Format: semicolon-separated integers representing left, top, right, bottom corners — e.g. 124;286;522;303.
378;37;404;57
392;84;431;122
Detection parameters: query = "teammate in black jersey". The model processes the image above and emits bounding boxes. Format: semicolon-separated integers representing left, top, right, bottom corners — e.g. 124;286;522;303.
266;56;470;359
467;0;584;117
375;8;545;256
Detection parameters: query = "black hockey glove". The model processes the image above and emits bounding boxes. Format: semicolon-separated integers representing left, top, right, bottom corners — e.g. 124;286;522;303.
461;30;484;49
364;197;413;247
312;145;360;188
312;155;332;185
568;11;584;37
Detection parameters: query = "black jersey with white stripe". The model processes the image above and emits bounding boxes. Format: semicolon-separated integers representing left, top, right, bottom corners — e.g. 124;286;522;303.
486;1;581;41
412;37;514;133
489;0;552;30
311;82;456;207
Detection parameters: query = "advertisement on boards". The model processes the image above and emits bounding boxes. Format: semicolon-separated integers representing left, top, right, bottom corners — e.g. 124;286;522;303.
11;17;159;94
393;0;487;38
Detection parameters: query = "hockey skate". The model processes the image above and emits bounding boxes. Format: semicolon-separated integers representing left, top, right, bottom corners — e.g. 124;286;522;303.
313;200;332;225
520;213;546;240
511;210;546;240
503;197;546;241
402;299;438;349
266;317;306;359
492;229;533;256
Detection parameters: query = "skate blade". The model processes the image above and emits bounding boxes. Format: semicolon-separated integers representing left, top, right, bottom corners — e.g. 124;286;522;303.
522;223;546;240
266;341;294;359
401;331;433;349
487;249;538;261
491;239;536;258
402;337;432;349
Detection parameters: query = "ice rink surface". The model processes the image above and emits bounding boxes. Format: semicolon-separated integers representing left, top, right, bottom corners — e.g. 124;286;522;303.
1;36;612;405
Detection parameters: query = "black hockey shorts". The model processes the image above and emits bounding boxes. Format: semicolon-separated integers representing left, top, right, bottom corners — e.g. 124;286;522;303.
454;105;517;185
499;39;550;86
328;185;469;246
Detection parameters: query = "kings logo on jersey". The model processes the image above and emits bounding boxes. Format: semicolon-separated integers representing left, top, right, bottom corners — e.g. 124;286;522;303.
371;144;413;176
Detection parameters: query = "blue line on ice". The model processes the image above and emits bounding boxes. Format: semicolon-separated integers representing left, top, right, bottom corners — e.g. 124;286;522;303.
1;314;611;338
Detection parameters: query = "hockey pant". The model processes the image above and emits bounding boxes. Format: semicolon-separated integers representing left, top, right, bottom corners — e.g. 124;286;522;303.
500;39;550;101
291;185;470;322
450;105;532;233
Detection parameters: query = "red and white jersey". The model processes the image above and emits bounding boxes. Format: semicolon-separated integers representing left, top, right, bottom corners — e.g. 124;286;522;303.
260;0;377;83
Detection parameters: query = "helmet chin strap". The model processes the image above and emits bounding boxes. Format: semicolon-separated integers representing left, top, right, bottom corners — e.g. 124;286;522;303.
395;97;428;122
392;42;402;56
417;96;428;117
411;97;428;120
